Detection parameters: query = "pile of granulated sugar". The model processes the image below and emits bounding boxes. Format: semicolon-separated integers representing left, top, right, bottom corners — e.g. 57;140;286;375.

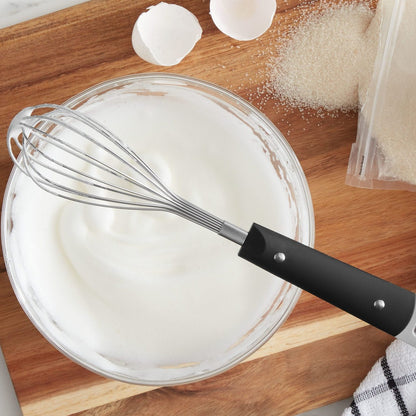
268;1;376;112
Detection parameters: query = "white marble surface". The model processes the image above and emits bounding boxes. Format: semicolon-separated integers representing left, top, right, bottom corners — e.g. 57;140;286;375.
0;347;22;416
0;0;89;28
0;1;354;415
298;398;351;416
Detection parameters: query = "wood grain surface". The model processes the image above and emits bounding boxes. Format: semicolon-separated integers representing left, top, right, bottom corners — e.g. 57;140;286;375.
0;0;415;415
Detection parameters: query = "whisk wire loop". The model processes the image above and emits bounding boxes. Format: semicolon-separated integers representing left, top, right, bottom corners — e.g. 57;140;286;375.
20;122;167;203
7;104;225;234
24;114;171;199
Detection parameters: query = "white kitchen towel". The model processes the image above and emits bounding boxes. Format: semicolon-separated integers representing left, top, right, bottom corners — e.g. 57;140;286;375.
342;340;416;416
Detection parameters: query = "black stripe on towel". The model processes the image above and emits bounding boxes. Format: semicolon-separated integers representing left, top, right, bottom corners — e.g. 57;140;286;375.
381;356;409;416
350;399;361;416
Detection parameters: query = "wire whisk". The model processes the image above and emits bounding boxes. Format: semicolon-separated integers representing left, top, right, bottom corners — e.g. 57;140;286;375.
6;103;416;347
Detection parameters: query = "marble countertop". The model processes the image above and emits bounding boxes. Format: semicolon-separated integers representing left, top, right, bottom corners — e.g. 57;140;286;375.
0;0;89;28
0;2;353;415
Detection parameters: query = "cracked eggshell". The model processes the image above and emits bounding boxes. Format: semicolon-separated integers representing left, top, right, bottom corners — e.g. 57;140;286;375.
132;2;202;66
210;0;276;41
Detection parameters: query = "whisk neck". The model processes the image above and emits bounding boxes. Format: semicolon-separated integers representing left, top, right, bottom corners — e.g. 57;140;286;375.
218;222;248;246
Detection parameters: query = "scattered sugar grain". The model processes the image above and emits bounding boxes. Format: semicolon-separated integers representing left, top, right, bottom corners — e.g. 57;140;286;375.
268;1;376;112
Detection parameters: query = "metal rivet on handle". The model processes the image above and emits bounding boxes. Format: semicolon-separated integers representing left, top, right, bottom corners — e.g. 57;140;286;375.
273;252;286;263
373;299;385;310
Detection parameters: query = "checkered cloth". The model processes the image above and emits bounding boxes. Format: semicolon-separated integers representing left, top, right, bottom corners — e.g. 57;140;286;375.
342;340;416;416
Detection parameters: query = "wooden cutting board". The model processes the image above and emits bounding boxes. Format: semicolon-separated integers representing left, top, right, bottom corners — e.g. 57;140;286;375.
0;0;415;415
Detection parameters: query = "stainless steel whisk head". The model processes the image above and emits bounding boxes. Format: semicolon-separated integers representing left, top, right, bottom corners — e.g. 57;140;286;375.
7;104;246;240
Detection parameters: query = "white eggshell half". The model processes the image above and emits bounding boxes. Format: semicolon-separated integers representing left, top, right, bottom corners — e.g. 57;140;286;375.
132;2;202;66
210;0;276;41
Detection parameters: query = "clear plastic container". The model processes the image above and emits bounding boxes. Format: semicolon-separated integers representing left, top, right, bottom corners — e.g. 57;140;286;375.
346;0;416;191
1;73;314;385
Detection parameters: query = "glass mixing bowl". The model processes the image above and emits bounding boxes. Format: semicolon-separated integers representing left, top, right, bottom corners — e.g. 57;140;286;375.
1;73;314;385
